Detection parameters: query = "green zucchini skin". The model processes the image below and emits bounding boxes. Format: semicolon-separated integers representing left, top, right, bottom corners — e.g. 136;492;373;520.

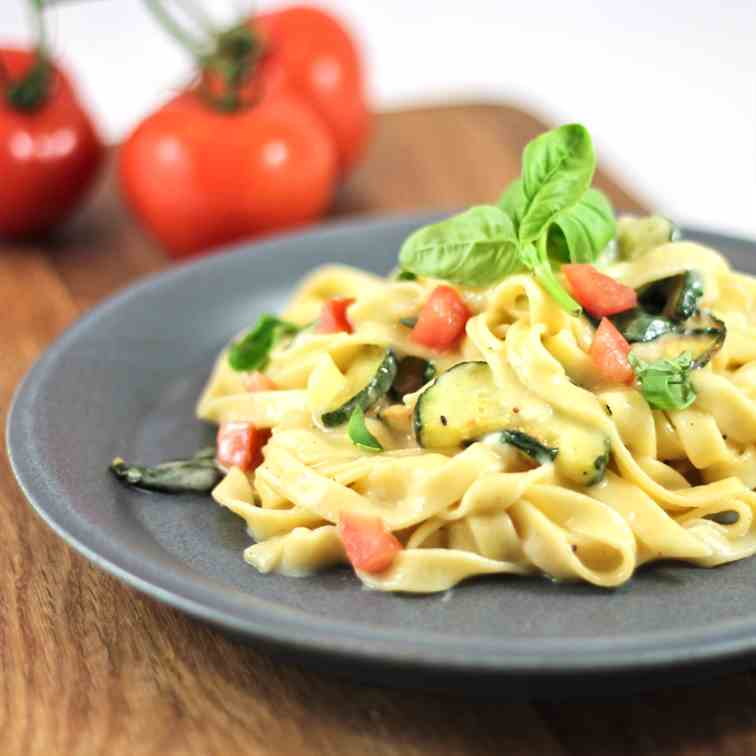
494;430;558;465
321;349;398;427
610;309;679;343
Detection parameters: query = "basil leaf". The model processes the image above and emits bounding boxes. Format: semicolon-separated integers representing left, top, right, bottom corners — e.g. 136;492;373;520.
547;188;616;264
498;177;527;231
398;205;521;286
110;447;222;494
347;406;383;452
518;124;596;244
629;352;697;411
228;314;300;372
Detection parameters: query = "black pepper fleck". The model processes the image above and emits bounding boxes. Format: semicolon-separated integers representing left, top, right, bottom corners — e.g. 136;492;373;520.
512;407;520;414
440;415;448;426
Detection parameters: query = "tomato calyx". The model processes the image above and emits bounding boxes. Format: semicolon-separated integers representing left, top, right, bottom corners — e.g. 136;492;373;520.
2;0;51;112
198;23;266;112
146;0;269;113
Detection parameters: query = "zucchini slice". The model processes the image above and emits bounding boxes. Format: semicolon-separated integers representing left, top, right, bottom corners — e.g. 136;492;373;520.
630;310;726;369
413;362;511;449
637;270;704;321
610;309;678;344
414;362;611;485
390;356;435;400
321;348;398;427
617;215;680;259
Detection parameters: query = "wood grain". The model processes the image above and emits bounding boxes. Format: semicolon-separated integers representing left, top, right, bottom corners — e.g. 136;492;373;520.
1;103;741;756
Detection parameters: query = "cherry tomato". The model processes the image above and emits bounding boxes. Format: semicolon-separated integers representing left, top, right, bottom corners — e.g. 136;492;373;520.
0;48;103;238
253;6;370;174
216;421;268;472
563;264;638;317
411;285;472;351
119;90;338;258
243;371;277;392
315;297;354;334
338;512;402;574
590;318;634;384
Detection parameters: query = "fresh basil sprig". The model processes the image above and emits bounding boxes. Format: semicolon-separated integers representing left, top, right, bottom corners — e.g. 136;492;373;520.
629;352;697;411
228;314;301;372
398;124;617;315
347;406;383;452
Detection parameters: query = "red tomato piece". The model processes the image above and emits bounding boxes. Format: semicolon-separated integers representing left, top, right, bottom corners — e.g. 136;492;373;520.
590;318;634;384
563;264;638;317
338;512;402;574
252;6;371;175
216;421;268;472
243;371;276;392
410;285;472;351
0;48;104;237
315;297;354;334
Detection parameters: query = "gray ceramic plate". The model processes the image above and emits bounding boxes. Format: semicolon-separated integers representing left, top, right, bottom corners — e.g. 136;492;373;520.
8;214;756;698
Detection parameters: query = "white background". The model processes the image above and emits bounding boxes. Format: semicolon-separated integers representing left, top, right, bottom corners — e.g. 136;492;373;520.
3;0;755;237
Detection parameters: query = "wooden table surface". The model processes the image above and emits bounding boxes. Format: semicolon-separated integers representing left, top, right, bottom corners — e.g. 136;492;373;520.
2;104;752;756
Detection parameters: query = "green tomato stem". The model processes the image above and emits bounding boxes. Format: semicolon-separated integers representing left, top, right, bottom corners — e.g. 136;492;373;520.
143;0;212;60
2;0;51;111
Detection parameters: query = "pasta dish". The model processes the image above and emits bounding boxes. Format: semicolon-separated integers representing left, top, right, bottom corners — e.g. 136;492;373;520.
114;125;756;593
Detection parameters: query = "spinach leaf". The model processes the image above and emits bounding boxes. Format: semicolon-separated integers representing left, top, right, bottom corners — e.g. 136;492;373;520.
228;314;300;372
347;406;383;452
398;205;521;286
110;447;222;494
629;352;697;411
547;188;616;264
517;124;596;245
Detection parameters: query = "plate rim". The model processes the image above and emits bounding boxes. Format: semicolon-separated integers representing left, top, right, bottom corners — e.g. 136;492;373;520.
8;212;756;681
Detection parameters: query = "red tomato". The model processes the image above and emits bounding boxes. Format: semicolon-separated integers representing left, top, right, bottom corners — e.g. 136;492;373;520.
216;421;268;472
253;6;370;174
563;264;638;317
590;318;634;384
243;371;276;392
338;512;402;574
411;285;472;351
0;48;103;237
118;90;337;259
315;297;354;334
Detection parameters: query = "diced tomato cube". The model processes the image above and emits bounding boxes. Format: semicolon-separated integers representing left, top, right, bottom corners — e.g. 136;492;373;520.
315;297;354;334
590;318;634;384
338;512;402;574
563;264;638;317
216;421;268;472
410;285;471;351
243;371;276;392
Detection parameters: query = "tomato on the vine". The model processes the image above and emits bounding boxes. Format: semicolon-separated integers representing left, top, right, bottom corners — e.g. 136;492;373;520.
0;48;103;238
119;89;337;259
253;6;370;175
119;3;368;259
